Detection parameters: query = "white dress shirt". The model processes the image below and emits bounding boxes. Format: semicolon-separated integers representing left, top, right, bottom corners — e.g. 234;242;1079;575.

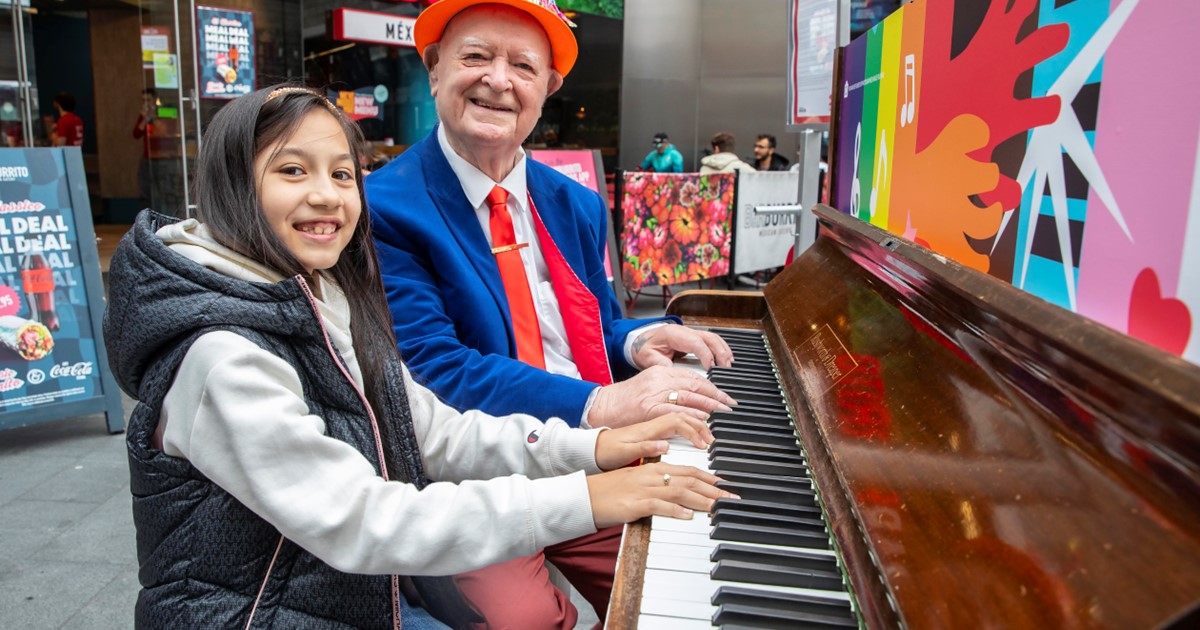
438;126;583;379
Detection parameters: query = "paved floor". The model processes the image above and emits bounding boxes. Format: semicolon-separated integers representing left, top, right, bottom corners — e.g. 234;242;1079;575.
0;279;756;628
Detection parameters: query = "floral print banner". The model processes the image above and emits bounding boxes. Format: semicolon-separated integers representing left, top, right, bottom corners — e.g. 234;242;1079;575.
620;172;735;289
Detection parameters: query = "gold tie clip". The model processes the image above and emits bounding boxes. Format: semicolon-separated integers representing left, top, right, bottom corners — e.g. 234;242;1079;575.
491;242;530;255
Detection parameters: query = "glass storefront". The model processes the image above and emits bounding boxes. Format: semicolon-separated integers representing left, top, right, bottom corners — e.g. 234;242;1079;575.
137;0;303;217
301;1;624;171
2;1;38;149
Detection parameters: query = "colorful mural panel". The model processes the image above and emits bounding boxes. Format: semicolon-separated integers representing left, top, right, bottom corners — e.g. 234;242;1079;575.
833;0;1199;362
620;173;734;289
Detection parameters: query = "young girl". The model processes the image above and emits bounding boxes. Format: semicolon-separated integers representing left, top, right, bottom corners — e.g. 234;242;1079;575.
103;85;726;629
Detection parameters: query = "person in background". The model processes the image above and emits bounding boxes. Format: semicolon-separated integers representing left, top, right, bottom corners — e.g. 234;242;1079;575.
365;1;737;627
639;131;683;173
105;83;730;630
752;133;790;171
700;131;754;174
53;92;83;148
133;89;158;208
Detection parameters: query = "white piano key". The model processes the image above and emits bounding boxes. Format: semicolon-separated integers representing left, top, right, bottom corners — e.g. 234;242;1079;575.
645;550;712;575
635;613;714;629
642;567;851;604
639;596;715;621
651;514;712;535
649;527;715;548
659;450;711;471
672;353;709;377
645;541;711;560
648;525;839;559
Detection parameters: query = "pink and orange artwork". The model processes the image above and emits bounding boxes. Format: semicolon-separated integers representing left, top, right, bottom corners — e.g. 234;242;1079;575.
833;0;1198;362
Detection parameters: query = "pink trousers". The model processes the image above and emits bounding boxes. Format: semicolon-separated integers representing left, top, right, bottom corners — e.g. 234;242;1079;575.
454;525;623;630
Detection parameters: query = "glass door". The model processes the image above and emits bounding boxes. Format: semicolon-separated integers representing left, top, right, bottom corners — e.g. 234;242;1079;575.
1;0;37;148
138;0;199;217
138;0;303;217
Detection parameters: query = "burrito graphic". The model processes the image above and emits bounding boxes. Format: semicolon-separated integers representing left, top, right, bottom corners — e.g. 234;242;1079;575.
0;315;55;360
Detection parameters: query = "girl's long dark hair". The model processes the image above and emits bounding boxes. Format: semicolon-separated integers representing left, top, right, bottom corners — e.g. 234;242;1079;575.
194;85;479;627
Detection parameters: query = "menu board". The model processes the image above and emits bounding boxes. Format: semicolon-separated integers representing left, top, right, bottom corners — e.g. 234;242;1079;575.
788;0;836;126
197;6;255;100
0;148;124;433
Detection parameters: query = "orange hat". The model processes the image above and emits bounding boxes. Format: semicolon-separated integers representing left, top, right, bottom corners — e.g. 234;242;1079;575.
414;0;578;77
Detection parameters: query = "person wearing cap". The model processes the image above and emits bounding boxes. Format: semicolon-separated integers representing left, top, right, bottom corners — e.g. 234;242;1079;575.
366;1;737;627
639;132;683;173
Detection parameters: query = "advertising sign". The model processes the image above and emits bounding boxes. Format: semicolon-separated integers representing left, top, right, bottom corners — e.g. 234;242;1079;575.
557;0;623;19
196;6;255;100
530;150;622;311
733;171;801;274
141;26;172;69
788;0;836;126
0;148;124;433
153;53;179;90
332;8;416;48
330;87;387;122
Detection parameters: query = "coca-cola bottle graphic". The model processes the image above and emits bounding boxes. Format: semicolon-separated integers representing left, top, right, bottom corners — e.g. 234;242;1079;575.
21;240;60;332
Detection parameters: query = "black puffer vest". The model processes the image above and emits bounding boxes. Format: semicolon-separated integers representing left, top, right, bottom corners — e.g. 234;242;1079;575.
104;211;473;629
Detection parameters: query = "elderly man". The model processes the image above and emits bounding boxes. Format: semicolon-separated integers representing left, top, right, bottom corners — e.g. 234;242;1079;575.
367;0;736;627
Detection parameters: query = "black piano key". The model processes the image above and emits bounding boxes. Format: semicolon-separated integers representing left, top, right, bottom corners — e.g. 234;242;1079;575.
713;375;778;387
708;447;804;466
711;497;821;519
712;559;844;592
708;438;804;458
711;427;800;448
710;509;827;533
711;521;831;549
714;332;767;344
710;363;774;376
716;481;817;506
711;390;785;406
714;602;857;629
708;327;765;340
718;358;775;371
713;379;783;393
716;469;811;487
710;542;840;573
710;371;779;388
712;587;856;626
711;456;808;477
709;419;796;436
715;405;792;420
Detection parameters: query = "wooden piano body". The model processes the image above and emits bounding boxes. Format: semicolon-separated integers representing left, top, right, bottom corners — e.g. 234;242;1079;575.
608;205;1200;629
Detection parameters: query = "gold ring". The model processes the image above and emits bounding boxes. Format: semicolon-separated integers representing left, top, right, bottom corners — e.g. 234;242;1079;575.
662;473;671;487
667;391;679;405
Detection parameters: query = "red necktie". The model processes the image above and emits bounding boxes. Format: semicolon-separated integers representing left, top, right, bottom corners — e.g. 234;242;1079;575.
487;186;547;369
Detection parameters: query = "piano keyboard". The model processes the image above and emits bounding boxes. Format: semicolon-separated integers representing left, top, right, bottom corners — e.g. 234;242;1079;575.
636;328;859;629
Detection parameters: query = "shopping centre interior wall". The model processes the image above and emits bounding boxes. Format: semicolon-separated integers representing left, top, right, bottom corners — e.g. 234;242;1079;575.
620;0;798;172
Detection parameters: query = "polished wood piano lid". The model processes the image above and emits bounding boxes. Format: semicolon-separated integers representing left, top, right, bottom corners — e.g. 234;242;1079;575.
663;205;1200;629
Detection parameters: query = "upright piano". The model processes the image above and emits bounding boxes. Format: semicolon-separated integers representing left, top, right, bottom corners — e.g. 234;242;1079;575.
607;205;1200;629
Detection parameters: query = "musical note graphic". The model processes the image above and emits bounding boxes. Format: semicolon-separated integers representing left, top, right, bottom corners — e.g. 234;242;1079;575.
850;123;863;217
870;130;889;220
900;54;916;127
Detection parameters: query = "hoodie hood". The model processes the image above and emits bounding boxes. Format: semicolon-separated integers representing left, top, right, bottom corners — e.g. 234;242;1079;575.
104;210;319;399
701;152;748;171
